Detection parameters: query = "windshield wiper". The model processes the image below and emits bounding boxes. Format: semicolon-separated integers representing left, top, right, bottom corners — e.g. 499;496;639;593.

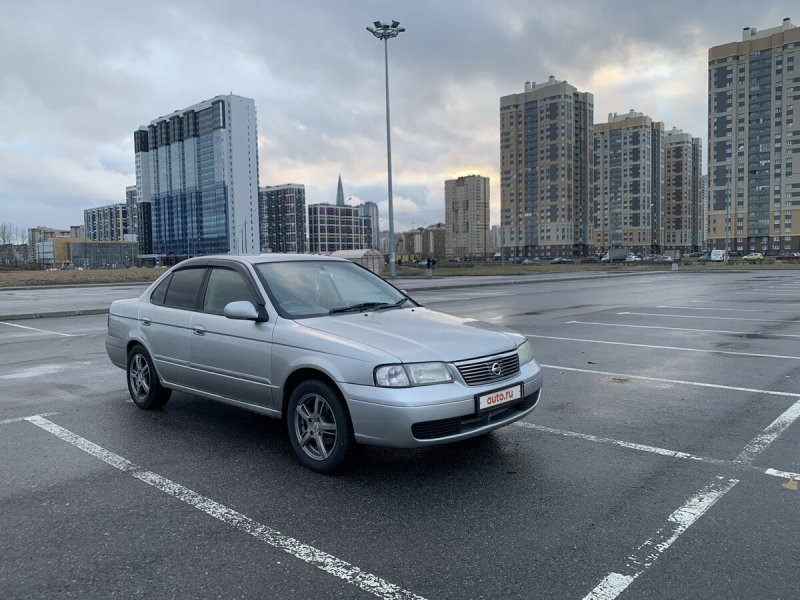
329;302;391;314
374;297;409;311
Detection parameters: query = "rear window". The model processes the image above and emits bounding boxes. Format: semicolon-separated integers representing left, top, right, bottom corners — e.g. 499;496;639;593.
149;274;171;305
164;268;207;310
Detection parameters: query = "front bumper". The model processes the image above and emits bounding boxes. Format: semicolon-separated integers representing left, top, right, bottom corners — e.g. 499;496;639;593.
343;359;543;448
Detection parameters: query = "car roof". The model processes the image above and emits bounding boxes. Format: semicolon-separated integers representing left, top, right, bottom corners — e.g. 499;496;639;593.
174;254;350;268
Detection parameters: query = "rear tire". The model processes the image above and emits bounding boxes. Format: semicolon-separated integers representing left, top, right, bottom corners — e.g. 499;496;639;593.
287;379;356;473
127;346;171;410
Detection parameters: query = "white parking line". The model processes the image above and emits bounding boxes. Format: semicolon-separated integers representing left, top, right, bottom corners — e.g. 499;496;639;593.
515;422;729;466
516;421;800;484
655;305;800;314
527;335;800;361
0;412;58;426
617;311;790;323
736;292;798;296
540;365;800;398
582;384;800;599
765;468;800;481
22;416;426;600
735;398;800;465
0;322;84;337
583;477;738;600
566;321;800;339
0;364;81;381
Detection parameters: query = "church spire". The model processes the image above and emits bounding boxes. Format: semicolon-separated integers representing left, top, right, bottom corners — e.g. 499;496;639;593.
336;174;345;206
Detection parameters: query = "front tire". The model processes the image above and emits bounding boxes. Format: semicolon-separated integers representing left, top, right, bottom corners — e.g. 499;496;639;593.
127;346;171;410
287;379;356;473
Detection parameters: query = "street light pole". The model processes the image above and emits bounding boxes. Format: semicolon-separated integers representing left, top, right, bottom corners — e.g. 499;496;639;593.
367;20;405;278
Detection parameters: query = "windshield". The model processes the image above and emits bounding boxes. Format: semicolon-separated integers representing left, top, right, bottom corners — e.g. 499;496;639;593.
255;260;411;319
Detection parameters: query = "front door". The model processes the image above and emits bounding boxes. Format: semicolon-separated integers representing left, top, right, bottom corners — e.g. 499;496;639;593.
189;266;275;409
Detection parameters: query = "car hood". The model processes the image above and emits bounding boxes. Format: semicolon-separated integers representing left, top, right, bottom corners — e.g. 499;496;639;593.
298;307;520;363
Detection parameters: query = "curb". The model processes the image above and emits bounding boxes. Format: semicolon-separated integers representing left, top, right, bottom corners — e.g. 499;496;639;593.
0;308;110;322
0;282;150;292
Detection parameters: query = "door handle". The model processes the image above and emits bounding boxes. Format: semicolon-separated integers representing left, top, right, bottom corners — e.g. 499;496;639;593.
141;317;151;326
193;326;206;336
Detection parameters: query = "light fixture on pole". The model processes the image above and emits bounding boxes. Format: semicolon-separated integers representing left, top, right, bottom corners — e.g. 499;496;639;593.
366;20;405;278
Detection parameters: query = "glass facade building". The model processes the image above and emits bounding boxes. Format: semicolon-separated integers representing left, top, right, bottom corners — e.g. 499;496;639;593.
134;95;260;258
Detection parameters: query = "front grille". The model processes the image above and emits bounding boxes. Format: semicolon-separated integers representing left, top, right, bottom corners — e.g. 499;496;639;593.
411;389;540;440
455;351;520;386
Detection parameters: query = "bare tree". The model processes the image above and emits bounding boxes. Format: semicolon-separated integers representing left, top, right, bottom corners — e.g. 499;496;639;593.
0;222;13;245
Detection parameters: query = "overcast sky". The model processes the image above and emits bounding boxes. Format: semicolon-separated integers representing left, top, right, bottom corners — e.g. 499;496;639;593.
0;0;796;236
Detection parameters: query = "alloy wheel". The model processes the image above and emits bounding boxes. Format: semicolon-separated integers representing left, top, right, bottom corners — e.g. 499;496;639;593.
293;393;338;461
129;353;151;401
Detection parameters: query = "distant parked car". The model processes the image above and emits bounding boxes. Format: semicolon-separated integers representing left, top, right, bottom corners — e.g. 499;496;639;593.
775;252;800;262
710;249;728;262
550;257;573;264
581;256;600;263
106;254;543;472
742;252;764;263
625;255;641;262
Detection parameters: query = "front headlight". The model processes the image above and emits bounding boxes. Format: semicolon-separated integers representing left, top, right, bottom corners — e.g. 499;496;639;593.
517;340;534;365
374;365;410;387
374;362;453;387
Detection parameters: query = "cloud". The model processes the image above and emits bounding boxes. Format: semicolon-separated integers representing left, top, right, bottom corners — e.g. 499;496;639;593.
0;0;797;234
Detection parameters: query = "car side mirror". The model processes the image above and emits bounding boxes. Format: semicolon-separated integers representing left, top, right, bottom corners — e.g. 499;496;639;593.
223;301;264;321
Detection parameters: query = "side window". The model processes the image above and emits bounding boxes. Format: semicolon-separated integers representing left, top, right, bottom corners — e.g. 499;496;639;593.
164;268;207;310
149;274;171;305
203;267;256;314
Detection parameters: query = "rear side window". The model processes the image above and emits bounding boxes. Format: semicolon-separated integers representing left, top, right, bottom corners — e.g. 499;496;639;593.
203;268;256;314
149;274;171;305
164;268;207;310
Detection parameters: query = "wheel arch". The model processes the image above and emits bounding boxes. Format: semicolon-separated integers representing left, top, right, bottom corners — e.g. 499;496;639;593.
126;340;167;386
281;368;350;426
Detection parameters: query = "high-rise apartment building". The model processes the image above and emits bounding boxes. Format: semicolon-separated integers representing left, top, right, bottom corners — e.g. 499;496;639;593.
592;110;666;254
125;185;138;241
307;204;369;253
445;174;490;260
700;174;709;249
665;128;703;253
401;223;446;262
259;184;307;253
708;19;800;254
133;94;260;257
84;203;129;241
500;77;594;258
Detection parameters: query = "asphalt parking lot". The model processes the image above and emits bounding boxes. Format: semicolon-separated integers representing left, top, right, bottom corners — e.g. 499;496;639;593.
1;270;798;599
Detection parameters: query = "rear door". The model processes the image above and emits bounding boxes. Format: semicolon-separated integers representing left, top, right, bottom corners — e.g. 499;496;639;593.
189;262;275;410
140;266;208;387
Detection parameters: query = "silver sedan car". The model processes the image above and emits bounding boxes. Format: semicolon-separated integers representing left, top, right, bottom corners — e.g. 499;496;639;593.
106;255;543;472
